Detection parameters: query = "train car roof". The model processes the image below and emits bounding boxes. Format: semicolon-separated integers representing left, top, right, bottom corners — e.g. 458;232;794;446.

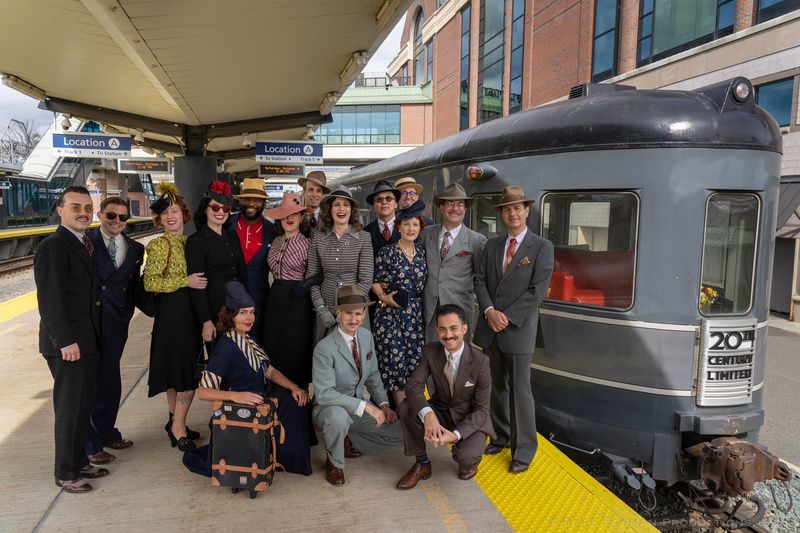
341;77;782;185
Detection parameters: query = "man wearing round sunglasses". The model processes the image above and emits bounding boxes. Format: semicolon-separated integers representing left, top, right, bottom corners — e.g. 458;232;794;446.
84;197;144;465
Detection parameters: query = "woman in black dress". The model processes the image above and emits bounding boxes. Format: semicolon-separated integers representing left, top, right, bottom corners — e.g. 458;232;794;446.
261;193;314;387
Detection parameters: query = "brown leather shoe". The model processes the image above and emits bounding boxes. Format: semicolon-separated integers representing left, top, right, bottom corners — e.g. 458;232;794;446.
344;435;361;458
107;439;133;450
55;477;93;494
80;465;109;479
87;450;116;464
509;460;529;474
396;462;432;490
458;466;478;480
484;443;505;455
325;457;345;486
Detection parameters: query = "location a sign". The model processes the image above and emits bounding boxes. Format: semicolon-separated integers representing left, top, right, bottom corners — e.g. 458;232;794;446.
255;140;323;164
53;132;132;158
118;158;171;175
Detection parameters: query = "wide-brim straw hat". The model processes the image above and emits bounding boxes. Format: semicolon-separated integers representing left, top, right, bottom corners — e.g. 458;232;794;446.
435;182;473;205
264;192;306;220
322;185;359;208
298;170;331;194
366;179;401;204
234;178;268;200
394;176;423;195
493;185;534;209
334;284;375;311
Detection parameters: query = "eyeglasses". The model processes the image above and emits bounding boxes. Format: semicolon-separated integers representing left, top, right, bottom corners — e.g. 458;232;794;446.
401;191;418;197
68;204;94;214
209;204;231;213
373;196;395;204
104;212;130;222
443;200;465;209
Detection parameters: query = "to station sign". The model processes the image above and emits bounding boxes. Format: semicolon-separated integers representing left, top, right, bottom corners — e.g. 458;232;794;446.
255;140;323;164
118;158;171;175
258;163;305;179
52;132;132;158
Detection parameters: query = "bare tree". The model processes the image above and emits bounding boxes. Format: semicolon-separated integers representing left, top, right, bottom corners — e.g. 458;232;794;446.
1;119;45;166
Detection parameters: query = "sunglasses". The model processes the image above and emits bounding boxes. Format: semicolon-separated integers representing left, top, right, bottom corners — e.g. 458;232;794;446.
209;204;231;213
373;196;395;204
104;212;130;222
67;204;94;214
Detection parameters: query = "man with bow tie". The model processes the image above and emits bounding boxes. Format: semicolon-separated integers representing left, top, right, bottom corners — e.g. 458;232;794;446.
396;304;494;489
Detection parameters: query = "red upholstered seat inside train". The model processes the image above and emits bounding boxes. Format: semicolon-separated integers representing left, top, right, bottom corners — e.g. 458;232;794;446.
548;249;634;309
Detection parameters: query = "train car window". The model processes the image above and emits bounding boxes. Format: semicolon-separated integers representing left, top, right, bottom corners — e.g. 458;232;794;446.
471;194;508;238
699;193;759;316
541;192;638;310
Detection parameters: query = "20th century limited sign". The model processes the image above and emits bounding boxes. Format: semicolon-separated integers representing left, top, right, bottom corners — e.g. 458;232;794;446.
53;132;132;158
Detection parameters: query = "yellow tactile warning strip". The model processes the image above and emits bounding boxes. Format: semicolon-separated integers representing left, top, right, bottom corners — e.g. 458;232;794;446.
0;291;38;324
475;435;656;532
0;218;151;240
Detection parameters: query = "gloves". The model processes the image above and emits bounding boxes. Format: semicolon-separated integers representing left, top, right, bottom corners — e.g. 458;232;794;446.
317;307;337;329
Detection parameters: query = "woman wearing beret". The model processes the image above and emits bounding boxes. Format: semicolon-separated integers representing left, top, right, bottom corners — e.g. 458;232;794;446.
371;204;428;406
144;183;207;452
305;185;374;342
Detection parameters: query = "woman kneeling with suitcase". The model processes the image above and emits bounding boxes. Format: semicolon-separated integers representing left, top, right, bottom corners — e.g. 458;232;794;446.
184;282;314;480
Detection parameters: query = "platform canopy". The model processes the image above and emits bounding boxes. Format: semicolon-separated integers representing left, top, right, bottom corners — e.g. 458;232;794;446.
0;0;410;171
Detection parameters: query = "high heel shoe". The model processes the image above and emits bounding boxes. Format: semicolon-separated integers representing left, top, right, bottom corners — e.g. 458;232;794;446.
175;435;197;452
165;418;177;447
167;413;200;441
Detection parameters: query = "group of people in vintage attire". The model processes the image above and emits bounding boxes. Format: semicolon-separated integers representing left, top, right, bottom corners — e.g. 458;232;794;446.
33;169;553;494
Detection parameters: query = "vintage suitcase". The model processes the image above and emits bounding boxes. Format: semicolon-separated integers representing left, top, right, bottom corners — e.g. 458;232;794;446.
210;398;284;499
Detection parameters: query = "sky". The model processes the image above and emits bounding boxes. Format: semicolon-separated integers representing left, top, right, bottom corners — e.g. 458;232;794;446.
0;18;405;138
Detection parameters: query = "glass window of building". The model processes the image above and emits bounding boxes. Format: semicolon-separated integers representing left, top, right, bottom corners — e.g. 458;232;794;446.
426;40;434;83
460;6;471;130
638;0;734;67
700;193;759;315
317;105;401;145
414;9;426;84
542;192;639;310
757;0;800;23
756;78;795;127
509;0;525;114
477;0;505;124
592;0;619;82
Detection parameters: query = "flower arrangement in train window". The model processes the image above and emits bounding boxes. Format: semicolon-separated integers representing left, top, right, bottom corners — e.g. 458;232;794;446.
699;286;719;313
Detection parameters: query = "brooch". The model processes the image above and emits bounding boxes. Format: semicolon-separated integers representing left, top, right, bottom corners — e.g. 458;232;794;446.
366;350;373;360
518;257;531;266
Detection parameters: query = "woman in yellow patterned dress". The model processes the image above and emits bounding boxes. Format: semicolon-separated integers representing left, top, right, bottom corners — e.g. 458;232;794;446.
144;183;207;452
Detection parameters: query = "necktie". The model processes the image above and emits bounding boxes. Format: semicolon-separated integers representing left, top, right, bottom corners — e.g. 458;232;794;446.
351;339;361;373
440;231;451;260
382;223;391;242
82;234;94;257
108;237;118;268
503;237;517;274
309;212;317;229
444;353;455;395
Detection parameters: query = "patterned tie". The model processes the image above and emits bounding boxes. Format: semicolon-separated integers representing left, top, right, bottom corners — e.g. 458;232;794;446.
108;237;118;268
351;338;361;373
444;352;455;396
82;234;94;257
382;223;391;242
309;212;317;229
503;237;517;274
440;231;451;260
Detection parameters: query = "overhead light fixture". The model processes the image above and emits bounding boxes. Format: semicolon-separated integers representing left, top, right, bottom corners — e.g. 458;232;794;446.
242;132;253;149
319;92;340;115
339;51;370;83
60;114;72;130
0;73;46;100
134;128;145;144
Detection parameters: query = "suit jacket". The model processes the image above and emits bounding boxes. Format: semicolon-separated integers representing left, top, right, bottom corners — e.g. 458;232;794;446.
406;342;495;440
88;228;144;339
312;327;388;415
306;228;374;313
227;214;274;309
421;224;486;336
34;226;102;357
364;218;400;261
474;228;554;354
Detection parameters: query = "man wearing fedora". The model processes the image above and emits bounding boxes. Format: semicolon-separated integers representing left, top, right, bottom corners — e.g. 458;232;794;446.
420;183;486;342
230;178;274;341
298;170;331;230
311;284;402;486
475;185;553;474
394;176;433;226
364;180;401;259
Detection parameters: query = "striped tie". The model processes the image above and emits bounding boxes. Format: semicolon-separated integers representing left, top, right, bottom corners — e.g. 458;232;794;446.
108;237;118;268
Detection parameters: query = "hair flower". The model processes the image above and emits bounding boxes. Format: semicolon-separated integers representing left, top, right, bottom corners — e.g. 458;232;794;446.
210;180;231;196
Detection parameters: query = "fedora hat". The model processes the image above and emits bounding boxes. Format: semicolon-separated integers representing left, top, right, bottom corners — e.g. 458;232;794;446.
234;178;268;200
435;183;473;205
366;180;401;204
322;185;359;208
394;176;423;195
335;284;374;311
264;192;306;220
298;170;331;194
493;185;534;209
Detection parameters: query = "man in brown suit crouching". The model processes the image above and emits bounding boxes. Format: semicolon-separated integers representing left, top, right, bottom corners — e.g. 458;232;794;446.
396;304;494;489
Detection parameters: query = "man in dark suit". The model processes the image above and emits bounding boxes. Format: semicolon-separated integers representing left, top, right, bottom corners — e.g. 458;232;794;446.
475;185;553;474
363;180;401;259
396;304;494;489
298;170;330;230
84;197;144;464
34;186;106;493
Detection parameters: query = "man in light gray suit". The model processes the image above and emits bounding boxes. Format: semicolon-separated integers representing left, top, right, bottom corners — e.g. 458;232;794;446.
312;284;402;486
421;183;487;342
474;185;553;474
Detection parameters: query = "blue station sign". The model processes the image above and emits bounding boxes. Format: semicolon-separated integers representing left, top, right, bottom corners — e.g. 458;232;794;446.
255;140;323;164
52;132;132;158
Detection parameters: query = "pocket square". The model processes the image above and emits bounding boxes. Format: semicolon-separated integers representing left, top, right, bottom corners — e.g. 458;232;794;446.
455;250;472;257
464;380;475;387
518;256;531;266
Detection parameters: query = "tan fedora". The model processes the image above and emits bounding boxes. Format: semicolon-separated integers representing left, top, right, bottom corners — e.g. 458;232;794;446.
493;185;534;209
298;170;331;194
435;183;473;205
394;176;423;195
334;284;374;311
264;192;306;220
234;178;268;200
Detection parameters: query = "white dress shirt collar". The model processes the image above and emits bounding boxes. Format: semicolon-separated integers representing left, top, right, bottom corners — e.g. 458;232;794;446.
506;226;527;246
378;217;395;233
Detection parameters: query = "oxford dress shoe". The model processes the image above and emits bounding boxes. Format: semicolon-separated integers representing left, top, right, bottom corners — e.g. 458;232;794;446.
396;462;432;490
55;477;92;494
484;443;505;455
87;450;116;465
325;457;345;486
509;460;529;474
107;439;133;450
344;435;362;459
458;466;478;480
79;465;110;479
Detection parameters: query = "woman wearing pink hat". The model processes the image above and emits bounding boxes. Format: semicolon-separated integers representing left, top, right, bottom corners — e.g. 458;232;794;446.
261;193;315;387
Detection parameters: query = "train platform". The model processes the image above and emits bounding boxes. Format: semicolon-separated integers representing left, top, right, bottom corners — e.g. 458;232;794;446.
0;296;655;532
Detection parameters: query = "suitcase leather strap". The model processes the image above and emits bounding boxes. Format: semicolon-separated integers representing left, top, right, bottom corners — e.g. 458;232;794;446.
212;459;276;477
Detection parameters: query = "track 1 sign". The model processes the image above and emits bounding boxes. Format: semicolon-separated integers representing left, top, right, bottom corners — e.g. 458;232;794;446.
255;140;323;164
52;132;132;158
